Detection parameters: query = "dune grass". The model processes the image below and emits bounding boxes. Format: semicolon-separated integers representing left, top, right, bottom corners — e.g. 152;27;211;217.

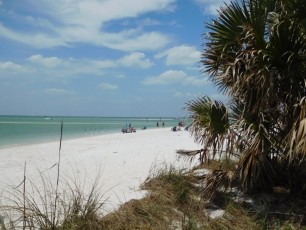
99;162;306;230
0;170;106;229
0;157;305;229
99;165;203;229
97;164;260;230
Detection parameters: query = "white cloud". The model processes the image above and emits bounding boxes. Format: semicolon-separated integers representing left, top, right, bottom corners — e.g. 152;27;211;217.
44;88;75;95
0;61;27;72
155;45;201;66
0;0;175;50
0;23;68;49
25;16;56;30
99;82;118;90
24;54;106;78
28;52;153;71
138;18;160;28
32;0;176;28
174;91;200;98
28;54;62;68
100;31;170;51
193;0;231;15
92;60;117;69
143;69;208;86
118;52;153;68
22;53;153;79
184;76;208;86
143;70;185;85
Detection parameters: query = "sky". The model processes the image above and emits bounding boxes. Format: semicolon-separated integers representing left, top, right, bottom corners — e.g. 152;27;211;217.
0;0;230;117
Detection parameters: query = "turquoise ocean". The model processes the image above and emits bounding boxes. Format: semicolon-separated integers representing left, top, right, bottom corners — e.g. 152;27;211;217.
0;116;187;148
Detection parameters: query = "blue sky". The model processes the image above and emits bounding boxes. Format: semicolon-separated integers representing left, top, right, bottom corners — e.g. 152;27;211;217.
0;0;229;117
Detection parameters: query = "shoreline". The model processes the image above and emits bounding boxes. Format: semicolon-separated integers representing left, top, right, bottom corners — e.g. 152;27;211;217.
0;127;172;150
0;115;184;148
0;128;200;214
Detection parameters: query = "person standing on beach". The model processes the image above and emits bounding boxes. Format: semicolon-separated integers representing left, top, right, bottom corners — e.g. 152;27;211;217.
157;122;159;127
162;122;165;127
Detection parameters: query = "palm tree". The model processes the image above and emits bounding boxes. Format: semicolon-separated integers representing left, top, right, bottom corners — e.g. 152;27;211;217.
189;0;306;194
178;96;238;199
179;96;233;163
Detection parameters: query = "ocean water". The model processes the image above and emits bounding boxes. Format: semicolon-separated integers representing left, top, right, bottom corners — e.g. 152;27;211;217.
0;116;186;147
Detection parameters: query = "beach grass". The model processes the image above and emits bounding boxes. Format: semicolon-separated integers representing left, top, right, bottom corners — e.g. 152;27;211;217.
98;163;306;230
0;172;106;229
97;164;262;230
1;161;306;229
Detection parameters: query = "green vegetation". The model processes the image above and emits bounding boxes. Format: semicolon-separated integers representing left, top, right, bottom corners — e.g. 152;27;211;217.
182;0;306;195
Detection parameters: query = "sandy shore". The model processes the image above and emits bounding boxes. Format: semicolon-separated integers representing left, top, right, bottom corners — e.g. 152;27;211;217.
0;128;201;213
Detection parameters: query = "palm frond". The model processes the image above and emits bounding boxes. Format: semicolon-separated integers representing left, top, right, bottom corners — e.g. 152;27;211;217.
288;97;306;164
236;132;276;192
185;96;232;162
176;149;207;164
202;170;234;200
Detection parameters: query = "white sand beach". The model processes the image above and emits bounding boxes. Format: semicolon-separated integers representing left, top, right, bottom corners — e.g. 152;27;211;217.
0;128;201;214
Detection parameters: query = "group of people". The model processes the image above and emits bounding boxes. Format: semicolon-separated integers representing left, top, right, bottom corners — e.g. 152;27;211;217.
171;121;188;132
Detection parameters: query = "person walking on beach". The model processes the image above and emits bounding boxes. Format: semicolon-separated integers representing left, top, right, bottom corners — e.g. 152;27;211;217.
157;122;159;127
162;122;165;127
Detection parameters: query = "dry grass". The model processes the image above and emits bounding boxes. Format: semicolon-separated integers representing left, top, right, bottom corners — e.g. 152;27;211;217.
1;161;305;229
98;162;306;230
97;165;264;230
205;202;260;230
99;165;202;229
195;158;237;172
0;174;106;229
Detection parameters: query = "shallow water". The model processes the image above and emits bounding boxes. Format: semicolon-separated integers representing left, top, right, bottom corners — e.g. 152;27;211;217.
0;116;186;147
